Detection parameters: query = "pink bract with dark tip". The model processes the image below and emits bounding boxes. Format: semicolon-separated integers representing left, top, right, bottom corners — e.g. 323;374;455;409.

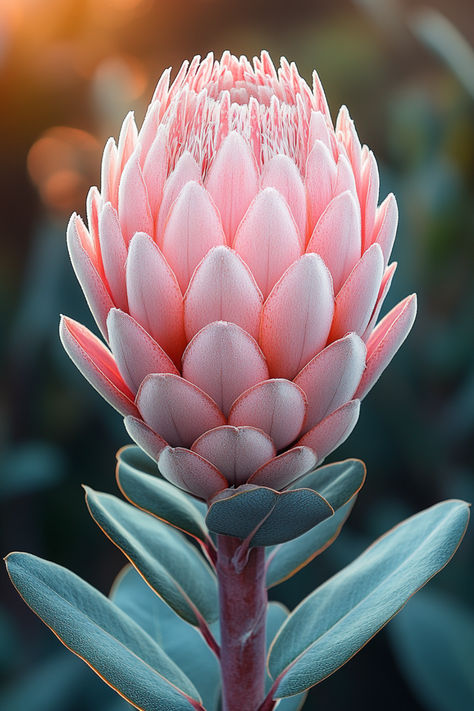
60;51;417;500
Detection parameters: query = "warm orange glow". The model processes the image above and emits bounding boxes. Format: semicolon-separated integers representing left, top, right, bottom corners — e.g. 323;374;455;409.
27;127;100;214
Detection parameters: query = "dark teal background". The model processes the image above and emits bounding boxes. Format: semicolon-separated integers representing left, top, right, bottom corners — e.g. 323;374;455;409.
1;1;473;709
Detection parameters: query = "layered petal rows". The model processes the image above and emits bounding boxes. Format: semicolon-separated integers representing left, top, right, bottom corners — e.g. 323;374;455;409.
61;51;416;500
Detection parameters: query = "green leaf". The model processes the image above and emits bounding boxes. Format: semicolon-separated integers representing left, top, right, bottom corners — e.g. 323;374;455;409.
266;603;307;711
268;500;470;697
85;487;218;626
266;459;365;587
117;446;209;543
206;485;333;546
389;589;474;711
5;553;201;711
111;565;221;711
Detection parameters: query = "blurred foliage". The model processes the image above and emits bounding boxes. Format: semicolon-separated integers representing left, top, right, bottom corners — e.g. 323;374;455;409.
0;0;473;709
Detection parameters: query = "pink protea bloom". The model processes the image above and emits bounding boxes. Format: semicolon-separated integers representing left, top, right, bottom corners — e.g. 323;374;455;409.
61;51;416;501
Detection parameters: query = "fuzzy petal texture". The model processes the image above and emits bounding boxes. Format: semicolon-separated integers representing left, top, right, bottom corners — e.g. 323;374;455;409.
298;399;361;461
260;254;334;379
123;416;167;461
136;373;225;447
305;140;336;232
261;154;306;240
161;181;226;292
233;187;302;299
205;132;259;241
156;152;201;243
248;446;317;489
66;214;114;340
192;426;276;487
118;151;154;244
107;309;178;393
295;333;366;433
158;447;228;500
228;378;307;450
183;246;263;341
98;203;128;311
373;193;398;266
362;262;397;341
126;232;185;365
60;316;137;417
356;294;417;399
329;243;384;341
182;321;269;416
306;190;361;294
142;127;168;220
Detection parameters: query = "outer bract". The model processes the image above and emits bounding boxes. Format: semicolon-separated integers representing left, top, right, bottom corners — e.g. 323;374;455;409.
61;51;417;500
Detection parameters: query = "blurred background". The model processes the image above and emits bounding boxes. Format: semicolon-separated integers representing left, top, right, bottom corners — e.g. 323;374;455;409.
0;0;473;709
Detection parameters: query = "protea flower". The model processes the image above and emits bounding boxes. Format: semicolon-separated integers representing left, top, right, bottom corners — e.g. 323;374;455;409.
61;51;416;501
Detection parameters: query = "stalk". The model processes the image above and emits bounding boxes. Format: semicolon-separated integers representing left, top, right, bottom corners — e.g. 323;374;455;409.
217;535;267;711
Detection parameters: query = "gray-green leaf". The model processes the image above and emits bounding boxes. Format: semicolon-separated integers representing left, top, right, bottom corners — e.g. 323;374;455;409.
5;553;201;711
268;500;469;697
85;487;218;626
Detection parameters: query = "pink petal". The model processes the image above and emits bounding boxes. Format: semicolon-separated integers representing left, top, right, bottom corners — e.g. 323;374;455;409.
161;181;226;293
355;294;417;399
182;321;269;416
107;309;178;393
123;416;167;461
329;243;384;341
118;151;154;244
142;126;168;220
156;152;201;244
305;140;336;234
86;186;102;271
228;378;307;450
158;447;228;501
117;111;138;173
233;187;302;299
66;213;114;340
205;132;259;242
261;155;307;240
335;106;362;188
333;154;357;199
373;193;398;266
306;190;361;294
248;446;317;489
126;232;185;366
308;111;332;152
362;262;397;341
138;100;162;163
192;426;275;486
183;246;263;341
101;137;119;208
136;373;226;447
295;333;366;433
260;254;334;379
360;150;379;252
298;399;361;461
98;203;128;311
59;316;137;417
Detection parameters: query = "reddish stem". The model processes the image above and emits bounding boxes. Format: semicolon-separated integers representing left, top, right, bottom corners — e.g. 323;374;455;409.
217;535;267;711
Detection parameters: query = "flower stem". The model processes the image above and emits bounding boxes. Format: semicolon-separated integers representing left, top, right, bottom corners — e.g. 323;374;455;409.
217;535;267;711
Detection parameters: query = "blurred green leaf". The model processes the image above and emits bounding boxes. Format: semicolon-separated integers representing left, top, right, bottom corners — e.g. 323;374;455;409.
268;500;469;697
0;442;64;498
389;589;474;711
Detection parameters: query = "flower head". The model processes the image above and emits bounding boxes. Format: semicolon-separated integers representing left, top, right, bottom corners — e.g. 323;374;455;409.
61;51;416;500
